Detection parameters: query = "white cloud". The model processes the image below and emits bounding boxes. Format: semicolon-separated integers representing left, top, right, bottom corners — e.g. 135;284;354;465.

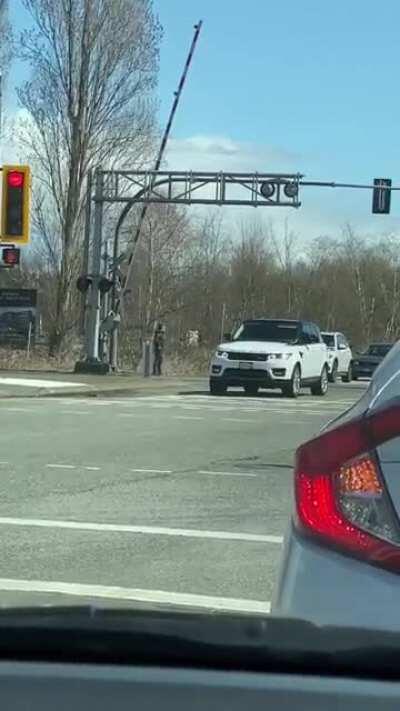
165;134;301;173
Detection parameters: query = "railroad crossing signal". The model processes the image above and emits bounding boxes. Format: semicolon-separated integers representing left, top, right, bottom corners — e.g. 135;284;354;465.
372;178;392;214
1;165;31;243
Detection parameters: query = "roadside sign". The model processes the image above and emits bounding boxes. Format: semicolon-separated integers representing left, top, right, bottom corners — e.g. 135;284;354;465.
0;288;37;347
372;178;392;214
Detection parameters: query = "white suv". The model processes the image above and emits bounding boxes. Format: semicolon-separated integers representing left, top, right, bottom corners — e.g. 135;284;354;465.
321;331;353;383
209;319;329;398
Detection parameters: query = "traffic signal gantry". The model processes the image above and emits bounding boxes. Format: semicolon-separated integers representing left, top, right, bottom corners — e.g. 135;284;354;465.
0;165;31;269
75;168;400;374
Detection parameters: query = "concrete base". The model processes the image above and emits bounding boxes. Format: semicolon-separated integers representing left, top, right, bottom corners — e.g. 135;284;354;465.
74;359;111;375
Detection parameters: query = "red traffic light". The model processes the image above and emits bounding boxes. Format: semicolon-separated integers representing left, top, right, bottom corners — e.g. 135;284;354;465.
7;171;24;189
2;247;20;266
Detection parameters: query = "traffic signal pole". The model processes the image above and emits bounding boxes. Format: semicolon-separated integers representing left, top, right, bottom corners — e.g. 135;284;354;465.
75;167;110;373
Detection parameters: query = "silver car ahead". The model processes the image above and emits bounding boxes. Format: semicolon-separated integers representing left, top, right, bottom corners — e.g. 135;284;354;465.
273;339;400;631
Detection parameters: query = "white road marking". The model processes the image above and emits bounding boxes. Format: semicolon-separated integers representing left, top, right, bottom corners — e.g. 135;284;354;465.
0;461;9;465
61;410;90;415
198;470;258;478
0;578;271;614
222;418;257;423
117;413;142;418
46;464;76;470
0;516;283;544
0;377;88;389
173;415;204;421
131;468;172;474
241;407;330;416
4;407;33;413
84;466;100;471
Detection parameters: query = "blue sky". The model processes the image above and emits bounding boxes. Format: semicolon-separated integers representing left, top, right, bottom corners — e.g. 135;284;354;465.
5;0;400;238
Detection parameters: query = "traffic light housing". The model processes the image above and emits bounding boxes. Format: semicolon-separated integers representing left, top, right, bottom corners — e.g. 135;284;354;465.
2;247;20;267
1;166;31;244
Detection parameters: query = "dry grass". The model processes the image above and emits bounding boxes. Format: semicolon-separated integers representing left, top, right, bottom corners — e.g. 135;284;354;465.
163;347;210;377
0;344;211;376
0;346;77;372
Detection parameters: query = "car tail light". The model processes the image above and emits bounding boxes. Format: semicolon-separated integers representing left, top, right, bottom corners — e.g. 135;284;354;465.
295;401;400;573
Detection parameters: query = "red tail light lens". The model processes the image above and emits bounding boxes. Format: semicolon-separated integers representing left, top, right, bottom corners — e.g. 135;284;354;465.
295;402;400;573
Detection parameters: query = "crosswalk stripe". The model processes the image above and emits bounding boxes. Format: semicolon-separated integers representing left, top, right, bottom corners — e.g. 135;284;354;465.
0;578;271;614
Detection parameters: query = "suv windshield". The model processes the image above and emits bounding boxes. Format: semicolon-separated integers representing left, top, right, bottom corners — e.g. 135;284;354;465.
233;320;301;343
366;344;393;357
321;334;335;348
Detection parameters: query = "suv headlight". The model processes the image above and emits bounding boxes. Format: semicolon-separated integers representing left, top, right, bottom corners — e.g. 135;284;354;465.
268;353;293;360
216;350;229;358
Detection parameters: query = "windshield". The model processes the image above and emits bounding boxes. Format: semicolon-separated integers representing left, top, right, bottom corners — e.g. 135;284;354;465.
232;321;300;343
3;0;400;668
321;334;335;348
366;344;393;357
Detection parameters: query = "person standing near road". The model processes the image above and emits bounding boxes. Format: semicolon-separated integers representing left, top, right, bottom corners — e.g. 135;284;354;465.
153;322;165;376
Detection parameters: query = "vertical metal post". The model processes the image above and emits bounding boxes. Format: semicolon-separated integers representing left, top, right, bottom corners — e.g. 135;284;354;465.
110;286;119;372
220;302;226;341
143;339;151;377
26;321;32;359
80;169;92;335
86;168;103;361
98;238;110;361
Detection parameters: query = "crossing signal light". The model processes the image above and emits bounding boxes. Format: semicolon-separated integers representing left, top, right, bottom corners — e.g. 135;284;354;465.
372;178;391;214
1;165;31;243
76;275;92;293
2;247;20;267
98;277;113;294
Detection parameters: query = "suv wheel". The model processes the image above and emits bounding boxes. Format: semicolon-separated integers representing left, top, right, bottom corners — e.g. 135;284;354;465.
244;384;258;396
328;360;338;383
283;365;301;398
209;379;227;396
342;363;352;383
311;365;329;396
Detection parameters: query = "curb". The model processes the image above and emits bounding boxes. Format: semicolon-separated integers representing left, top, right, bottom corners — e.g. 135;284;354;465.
0;382;207;400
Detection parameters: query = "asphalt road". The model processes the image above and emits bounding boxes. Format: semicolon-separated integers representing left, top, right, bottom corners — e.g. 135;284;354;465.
0;381;366;614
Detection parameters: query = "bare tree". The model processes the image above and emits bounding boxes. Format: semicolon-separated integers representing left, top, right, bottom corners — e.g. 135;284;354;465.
0;0;11;70
0;0;12;143
17;0;161;353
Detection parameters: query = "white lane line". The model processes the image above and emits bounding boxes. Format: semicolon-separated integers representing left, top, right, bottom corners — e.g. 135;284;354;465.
0;578;271;614
46;464;76;470
241;407;331;416
117;413;142;418
198;470;258;479
84;466;100;471
173;415;204;421
0;461;9;465
0;516;283;544
3;407;32;413
131;468;172;474
222;418;257;423
61;411;90;415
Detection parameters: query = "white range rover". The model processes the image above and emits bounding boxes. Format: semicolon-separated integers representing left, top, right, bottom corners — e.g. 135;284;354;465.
209;318;329;398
